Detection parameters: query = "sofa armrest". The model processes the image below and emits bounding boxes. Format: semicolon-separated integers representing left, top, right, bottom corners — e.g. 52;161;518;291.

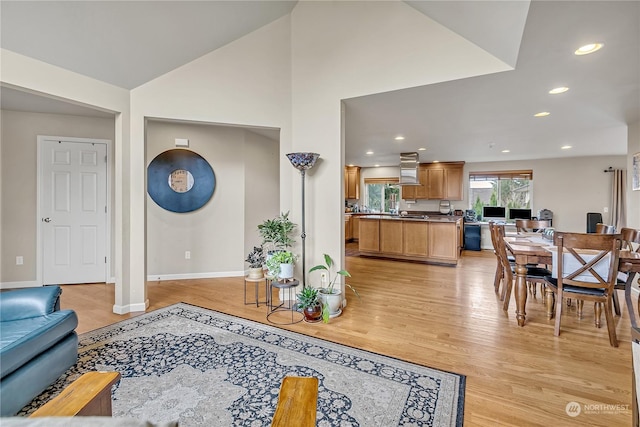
0;286;62;321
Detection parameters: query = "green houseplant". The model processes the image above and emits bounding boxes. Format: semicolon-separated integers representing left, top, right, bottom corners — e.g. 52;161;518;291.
309;254;359;321
245;246;265;279
296;286;322;322
258;211;297;253
265;250;296;280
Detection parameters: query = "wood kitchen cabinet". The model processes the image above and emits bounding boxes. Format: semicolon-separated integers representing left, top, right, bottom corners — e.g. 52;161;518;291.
344;166;360;199
403;221;428;256
380;220;403;254
352;215;360;241
428;221;460;261
345;215;352;242
401;162;464;201
358;218;380;252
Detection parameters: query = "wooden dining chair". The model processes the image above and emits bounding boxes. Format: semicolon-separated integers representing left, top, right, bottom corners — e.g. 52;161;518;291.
595;223;616;234
616;228;640;316
544;232;623;347
515;219;551;233
491;222;551;311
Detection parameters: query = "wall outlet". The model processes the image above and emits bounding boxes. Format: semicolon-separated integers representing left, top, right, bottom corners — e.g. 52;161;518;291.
603;207;609;213
16;256;23;265
185;251;191;259
320;272;328;285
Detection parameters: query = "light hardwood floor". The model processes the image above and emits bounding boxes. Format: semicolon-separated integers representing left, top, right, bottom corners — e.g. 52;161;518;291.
59;249;633;426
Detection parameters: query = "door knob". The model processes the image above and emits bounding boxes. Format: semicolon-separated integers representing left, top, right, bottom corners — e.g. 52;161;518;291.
42;217;52;223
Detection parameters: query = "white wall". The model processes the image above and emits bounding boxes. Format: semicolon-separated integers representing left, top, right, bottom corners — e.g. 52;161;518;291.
145;121;279;279
629;121;640;229
0;110;116;286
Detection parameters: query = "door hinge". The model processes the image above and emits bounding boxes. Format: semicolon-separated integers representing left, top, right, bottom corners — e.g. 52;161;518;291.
105;206;107;213
105;257;107;263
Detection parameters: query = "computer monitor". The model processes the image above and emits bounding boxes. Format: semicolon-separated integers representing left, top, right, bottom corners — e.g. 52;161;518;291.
482;206;506;220
509;208;532;220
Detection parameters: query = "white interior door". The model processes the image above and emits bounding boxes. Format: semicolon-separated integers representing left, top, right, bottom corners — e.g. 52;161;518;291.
41;139;107;284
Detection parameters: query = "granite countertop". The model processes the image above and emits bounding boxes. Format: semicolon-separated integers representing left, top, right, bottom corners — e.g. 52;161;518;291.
358;215;461;223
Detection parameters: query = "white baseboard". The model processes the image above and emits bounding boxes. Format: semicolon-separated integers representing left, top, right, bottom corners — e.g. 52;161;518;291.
113;299;149;314
0;280;40;289
147;271;245;281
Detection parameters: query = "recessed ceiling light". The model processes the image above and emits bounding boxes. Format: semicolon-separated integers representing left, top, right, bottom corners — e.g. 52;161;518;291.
501;149;510;153
418;148;426;151
549;87;569;94
433;160;440;163
561;145;572;150
394;136;405;141
366;151;374;155
347;164;354;167
374;164;380;167
534;112;550;117
575;43;603;55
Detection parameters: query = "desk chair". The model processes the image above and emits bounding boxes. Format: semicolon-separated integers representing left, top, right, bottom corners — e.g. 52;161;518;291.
545;232;622;347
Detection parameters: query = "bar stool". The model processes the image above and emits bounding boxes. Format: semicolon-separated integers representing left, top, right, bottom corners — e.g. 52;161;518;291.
267;278;303;325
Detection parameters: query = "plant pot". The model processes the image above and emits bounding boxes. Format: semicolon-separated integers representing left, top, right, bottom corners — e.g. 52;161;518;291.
303;303;322;323
248;267;263;279
319;289;342;317
279;263;294;280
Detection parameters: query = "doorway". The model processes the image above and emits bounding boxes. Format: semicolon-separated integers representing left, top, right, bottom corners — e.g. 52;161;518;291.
38;136;110;285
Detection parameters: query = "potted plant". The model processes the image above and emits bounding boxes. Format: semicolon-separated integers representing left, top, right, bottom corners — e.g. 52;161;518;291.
296;286;322;323
245;246;265;279
258;211;297;254
265;250;296;280
309;254;359;321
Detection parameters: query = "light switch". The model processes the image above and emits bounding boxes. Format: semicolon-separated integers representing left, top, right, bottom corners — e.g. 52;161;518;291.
175;138;189;147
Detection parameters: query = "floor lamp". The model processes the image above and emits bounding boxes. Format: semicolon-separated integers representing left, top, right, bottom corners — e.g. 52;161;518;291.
286;152;319;288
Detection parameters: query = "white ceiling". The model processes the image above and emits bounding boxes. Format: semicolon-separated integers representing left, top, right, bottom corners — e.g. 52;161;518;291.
1;1;638;167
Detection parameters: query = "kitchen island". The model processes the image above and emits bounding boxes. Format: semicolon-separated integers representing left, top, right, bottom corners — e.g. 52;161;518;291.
358;215;462;265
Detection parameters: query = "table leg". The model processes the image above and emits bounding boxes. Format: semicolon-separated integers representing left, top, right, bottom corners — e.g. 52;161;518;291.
514;263;528;326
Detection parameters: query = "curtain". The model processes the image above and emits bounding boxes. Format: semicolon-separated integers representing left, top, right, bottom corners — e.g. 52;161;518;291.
611;169;626;230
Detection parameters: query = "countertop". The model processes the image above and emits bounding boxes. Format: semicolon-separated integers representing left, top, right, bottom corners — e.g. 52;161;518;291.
357;215;461;223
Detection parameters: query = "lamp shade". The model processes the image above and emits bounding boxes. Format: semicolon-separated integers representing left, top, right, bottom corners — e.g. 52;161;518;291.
286;152;319;170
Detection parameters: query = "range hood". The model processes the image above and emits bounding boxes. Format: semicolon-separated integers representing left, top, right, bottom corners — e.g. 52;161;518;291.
399;152;420;185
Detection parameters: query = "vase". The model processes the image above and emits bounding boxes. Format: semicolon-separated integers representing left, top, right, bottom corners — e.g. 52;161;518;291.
303;303;322;322
248;267;263;279
319;289;342;317
279;263;294;280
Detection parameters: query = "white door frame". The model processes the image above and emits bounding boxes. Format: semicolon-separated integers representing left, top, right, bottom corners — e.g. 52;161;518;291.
36;135;112;285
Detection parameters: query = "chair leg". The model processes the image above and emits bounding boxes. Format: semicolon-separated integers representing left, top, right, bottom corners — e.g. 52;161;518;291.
612;290;621;316
594;302;602;328
577;300;584;319
603;299;619;347
502;278;513;311
554;291;563;336
494;260;502;294
545;287;555;319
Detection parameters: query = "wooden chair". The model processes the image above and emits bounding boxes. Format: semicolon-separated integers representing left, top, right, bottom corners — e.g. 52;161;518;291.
491;222;551;311
616;227;640;316
595;223;616;234
544;232;622;347
515;219;551;233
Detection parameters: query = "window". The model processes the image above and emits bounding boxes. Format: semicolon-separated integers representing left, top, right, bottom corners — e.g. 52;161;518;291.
364;178;400;214
469;170;533;218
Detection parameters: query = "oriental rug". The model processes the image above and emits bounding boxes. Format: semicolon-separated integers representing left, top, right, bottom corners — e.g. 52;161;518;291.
21;303;464;426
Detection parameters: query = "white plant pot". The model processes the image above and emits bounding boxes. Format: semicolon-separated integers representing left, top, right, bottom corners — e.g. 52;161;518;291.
319;289;342;317
278;263;294;280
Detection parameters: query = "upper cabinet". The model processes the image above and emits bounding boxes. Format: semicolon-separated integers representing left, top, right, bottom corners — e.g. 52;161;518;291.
401;162;464;201
344;166;360;199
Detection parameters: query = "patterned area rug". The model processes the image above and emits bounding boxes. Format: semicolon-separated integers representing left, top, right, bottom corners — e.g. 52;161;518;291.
21;303;465;426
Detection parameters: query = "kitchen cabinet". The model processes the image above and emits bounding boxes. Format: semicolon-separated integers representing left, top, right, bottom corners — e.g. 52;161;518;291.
345;215;352;242
358;217;461;264
352;215;360;241
401;162;464;201
358;218;380;252
380;220;403;254
344;166;360;200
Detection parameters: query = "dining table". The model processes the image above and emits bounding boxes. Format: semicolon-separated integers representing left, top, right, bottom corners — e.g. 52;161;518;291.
504;233;640;327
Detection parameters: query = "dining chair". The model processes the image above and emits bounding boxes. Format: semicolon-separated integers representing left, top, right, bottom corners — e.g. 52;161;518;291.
595;223;616;234
515;219;552;233
544;232;623;347
491;222;551;311
489;221;509;295
617;228;640;316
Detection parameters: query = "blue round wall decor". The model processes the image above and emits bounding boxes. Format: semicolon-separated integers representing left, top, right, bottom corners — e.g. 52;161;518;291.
147;149;215;213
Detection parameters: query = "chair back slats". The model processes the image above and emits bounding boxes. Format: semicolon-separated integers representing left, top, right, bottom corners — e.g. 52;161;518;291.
621;227;640;252
515;219;551;233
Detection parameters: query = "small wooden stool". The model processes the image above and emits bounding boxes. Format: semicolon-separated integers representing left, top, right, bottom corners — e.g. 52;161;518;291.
30;371;121;417
271;376;318;427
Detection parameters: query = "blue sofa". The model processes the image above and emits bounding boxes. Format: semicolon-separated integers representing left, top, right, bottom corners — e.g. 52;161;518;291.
0;286;78;416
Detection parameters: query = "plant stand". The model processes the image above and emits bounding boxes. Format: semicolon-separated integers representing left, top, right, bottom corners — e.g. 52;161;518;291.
244;276;268;307
267;278;303;325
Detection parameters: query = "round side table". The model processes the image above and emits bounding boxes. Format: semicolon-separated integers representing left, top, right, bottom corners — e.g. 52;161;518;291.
267;278;303;325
